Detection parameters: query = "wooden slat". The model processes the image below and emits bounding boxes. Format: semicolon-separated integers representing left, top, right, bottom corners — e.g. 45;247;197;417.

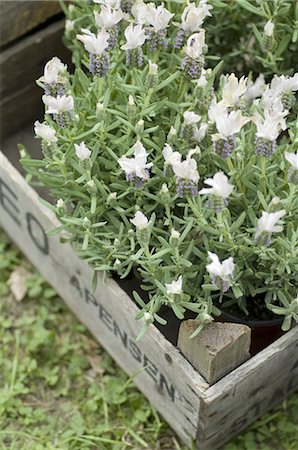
0;151;208;447
0;20;71;140
0;0;61;47
199;326;298;448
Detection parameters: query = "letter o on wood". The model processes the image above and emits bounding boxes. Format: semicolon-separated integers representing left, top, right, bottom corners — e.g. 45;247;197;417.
26;212;49;255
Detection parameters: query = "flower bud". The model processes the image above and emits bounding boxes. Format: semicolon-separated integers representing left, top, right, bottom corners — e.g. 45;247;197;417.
56;198;66;215
83;217;91;229
127;95;136;117
135;119;144;136
86;179;97;195
167;126;177;144
143;312;153;322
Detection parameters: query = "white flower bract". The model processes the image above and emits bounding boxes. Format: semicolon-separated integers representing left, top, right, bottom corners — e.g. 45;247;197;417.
118;141;153;180
146;4;174;31
74;141;92;160
285;151;298;170
183;111;201;124
43;57;67;84
130;211;149;230
165;275;183;295
162;144;182;166
34;121;57;143
257;210;286;233
212;110;249;141
172;151;199;183
94;6;123;28
180;2;212;33
77;28;110;55
121;23;146;50
42;95;74;114
206;252;234;279
199;172;234;199
264;20;274;37
185;31;205;60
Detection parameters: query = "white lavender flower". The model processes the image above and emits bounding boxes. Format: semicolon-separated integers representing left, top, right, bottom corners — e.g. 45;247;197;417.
41;57;68;96
180;111;201;141
94;5;123;28
146;60;158;88
131;0;150;25
121;23;146;66
118;141;153;187
171;228;181;240
212;110;249;158
34;121;57;144
206;252;234;292
244;74;266;101
264;20;274;37
146;3;174;52
181;31;205;79
42;95;74;128
175;1;212;48
94;6;123;49
162;144;181;175
199;172;234;212
165;275;183;296
194;123;208;142
65;20;75;32
253;111;282;157
172;150;200;197
285;151;298;184
74;141;92;161
255;210;286;246
207;99;226;123
77;28;110;76
221;73;247;107
130;211;149;229
266;74;298;110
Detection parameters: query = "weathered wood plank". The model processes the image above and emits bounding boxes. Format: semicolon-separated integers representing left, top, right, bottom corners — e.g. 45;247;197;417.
0;0;61;47
199;327;298;448
178;320;251;385
0;151;208;447
0;20;71;140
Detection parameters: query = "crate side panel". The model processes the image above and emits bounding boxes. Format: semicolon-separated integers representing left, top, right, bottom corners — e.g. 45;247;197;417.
196;327;298;449
0;1;61;47
0;20;67;100
0;152;208;446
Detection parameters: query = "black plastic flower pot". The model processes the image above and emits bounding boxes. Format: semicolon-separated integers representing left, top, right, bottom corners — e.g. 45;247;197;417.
217;310;284;356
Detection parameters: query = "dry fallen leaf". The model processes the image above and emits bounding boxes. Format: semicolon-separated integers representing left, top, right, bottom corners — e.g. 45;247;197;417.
8;266;31;302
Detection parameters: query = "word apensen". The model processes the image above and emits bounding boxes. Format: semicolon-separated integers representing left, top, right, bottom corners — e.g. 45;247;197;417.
0;175;197;423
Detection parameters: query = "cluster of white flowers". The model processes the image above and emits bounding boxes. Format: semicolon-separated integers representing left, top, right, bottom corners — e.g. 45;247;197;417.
118;141;153;187
40;57;74;129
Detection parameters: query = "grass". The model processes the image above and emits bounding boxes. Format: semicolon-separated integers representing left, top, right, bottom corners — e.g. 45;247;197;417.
0;230;297;450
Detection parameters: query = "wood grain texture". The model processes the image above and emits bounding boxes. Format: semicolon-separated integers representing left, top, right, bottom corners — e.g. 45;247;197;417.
0;0;61;47
0;152;208;447
0;20;71;140
178;320;251;385
197;327;298;448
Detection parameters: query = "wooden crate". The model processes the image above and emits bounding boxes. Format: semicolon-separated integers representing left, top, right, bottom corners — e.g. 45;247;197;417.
0;16;71;140
0;0;62;47
1;151;298;449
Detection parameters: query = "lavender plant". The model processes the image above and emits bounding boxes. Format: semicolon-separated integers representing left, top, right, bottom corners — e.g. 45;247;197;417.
21;0;298;339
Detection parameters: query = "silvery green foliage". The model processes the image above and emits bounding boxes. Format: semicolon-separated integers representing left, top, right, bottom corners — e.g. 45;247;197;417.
22;0;298;338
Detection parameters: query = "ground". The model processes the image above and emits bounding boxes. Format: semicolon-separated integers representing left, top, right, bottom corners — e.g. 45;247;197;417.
0;230;297;450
